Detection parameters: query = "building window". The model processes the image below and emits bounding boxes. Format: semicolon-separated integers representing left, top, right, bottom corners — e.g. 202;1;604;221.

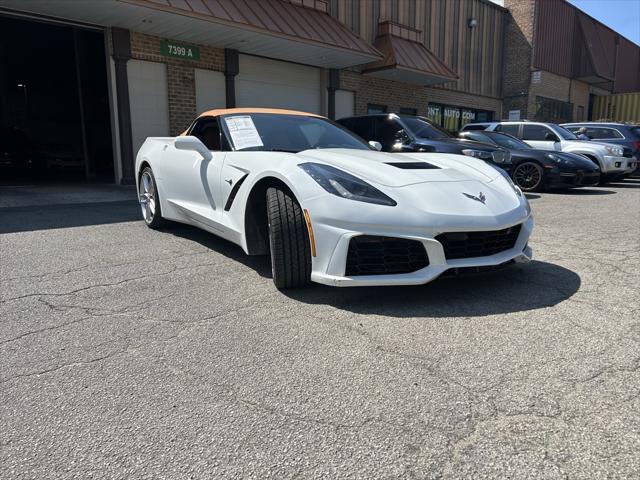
427;103;493;132
399;107;417;116
534;96;573;123
367;103;387;114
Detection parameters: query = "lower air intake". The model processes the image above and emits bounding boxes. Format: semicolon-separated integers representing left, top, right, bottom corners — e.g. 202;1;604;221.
436;224;522;259
345;236;429;276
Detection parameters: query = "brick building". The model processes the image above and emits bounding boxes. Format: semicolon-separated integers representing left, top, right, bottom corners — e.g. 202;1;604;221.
502;0;640;123
0;0;638;185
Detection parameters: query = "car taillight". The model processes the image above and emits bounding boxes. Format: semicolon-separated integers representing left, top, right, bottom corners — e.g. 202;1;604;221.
634;141;640;151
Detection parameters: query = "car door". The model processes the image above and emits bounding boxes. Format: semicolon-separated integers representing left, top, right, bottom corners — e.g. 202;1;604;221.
521;124;559;150
161;116;226;228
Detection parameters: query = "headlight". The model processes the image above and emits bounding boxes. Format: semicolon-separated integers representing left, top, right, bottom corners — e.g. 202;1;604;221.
462;149;493;159
605;145;624;156
299;162;397;206
545;153;573;165
497;167;522;197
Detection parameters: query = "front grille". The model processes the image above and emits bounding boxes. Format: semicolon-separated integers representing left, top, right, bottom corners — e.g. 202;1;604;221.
436;224;522;260
440;260;516;277
623;147;633;158
345;236;429;276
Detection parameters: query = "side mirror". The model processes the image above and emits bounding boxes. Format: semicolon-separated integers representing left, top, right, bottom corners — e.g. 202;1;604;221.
369;140;382;151
174;136;212;160
544;132;559;142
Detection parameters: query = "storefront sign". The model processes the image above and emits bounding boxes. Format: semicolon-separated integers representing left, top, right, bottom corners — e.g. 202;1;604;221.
509;110;521;120
427;103;492;132
160;40;200;61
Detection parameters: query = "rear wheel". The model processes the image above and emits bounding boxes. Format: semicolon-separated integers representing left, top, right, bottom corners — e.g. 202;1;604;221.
266;187;311;289
512;162;544;192
139;167;165;229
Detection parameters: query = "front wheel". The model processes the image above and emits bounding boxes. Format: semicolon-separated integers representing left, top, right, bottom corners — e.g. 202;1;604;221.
139;167;165;229
266;187;312;289
512;162;544;192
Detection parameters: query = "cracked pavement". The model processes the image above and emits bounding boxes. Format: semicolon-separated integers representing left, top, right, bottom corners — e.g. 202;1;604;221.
1;181;639;479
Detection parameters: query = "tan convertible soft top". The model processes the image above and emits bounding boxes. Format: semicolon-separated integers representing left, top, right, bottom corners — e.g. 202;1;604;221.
181;107;323;135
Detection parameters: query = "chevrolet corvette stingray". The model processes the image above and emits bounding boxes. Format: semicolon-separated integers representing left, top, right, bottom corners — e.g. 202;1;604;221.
136;108;533;289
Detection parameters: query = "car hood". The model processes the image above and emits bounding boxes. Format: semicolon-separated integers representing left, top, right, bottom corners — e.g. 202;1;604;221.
415;137;498;151
296;148;504;187
561;140;619;151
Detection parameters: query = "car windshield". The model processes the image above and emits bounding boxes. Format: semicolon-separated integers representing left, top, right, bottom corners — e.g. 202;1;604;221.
400;117;451;139
220;113;371;152
485;132;531;150
552;124;578;140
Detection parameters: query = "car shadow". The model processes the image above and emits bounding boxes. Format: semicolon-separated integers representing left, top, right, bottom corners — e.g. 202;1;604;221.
0;200;141;234
544;188;616;196
524;193;541;200
605;182;640;189
283;261;580;318
165;222;273;278
165;222;580;317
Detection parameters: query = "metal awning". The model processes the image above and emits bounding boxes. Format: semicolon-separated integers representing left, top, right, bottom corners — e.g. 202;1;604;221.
363;22;458;86
0;0;381;69
573;13;615;84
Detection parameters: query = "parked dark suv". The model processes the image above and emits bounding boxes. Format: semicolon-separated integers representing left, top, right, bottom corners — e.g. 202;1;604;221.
337;114;512;170
562;122;640;174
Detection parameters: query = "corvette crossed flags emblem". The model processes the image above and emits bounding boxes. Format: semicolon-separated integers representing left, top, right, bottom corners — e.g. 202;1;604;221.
462;192;487;204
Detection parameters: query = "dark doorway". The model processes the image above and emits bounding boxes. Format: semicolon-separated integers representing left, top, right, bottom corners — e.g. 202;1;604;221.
0;16;114;185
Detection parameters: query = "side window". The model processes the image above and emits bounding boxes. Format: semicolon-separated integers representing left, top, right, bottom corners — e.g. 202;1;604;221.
374;117;402;151
495;124;520;137
190;117;221;151
522;124;553;141
588;128;623;139
342;118;373;141
466;132;491;144
367;103;387;114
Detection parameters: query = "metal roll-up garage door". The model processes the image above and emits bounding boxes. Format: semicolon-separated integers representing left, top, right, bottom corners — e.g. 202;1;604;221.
236;55;322;114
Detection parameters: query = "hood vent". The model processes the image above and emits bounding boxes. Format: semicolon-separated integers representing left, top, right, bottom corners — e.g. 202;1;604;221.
385;162;441;170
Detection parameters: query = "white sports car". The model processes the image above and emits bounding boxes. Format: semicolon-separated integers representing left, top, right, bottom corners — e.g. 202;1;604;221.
136;108;533;289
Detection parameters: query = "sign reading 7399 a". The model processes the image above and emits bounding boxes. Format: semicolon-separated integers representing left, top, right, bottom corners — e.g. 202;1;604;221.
160;40;200;61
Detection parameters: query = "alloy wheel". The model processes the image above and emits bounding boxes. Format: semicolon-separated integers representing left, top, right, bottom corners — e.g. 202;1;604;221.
513;162;543;191
139;171;156;223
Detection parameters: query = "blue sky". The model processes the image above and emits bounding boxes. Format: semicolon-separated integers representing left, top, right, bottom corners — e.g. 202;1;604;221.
567;0;640;45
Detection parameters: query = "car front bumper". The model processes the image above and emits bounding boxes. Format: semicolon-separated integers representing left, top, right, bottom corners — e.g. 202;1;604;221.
602;155;631;174
305;205;534;287
544;167;600;188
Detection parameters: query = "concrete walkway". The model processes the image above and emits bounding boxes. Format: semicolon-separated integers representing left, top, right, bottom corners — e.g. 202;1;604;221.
0;184;136;208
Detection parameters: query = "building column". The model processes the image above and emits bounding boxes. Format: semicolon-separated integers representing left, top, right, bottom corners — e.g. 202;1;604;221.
111;28;135;184
327;69;340;120
225;49;238;108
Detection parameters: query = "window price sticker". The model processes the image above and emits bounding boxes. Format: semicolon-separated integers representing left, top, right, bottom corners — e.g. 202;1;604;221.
225;116;264;150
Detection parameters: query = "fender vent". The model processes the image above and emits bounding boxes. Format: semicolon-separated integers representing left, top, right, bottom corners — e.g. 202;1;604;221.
385;162;440;169
345;236;429;276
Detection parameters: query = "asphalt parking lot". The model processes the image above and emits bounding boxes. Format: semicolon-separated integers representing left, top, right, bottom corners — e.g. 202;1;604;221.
1;180;639;479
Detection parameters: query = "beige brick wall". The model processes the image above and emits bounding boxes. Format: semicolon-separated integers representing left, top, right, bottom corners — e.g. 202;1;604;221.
340;71;502;119
526;70;590;121
129;32;225;135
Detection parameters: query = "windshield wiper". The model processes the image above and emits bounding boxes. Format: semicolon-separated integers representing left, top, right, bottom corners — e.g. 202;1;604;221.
263;148;300;153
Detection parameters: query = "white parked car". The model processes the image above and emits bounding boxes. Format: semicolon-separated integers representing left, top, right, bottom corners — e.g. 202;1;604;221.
462;121;632;181
136;108;533;289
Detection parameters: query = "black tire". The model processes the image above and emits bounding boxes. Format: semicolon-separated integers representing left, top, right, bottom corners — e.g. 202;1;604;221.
266;187;312;289
512;161;544;192
139;166;166;229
